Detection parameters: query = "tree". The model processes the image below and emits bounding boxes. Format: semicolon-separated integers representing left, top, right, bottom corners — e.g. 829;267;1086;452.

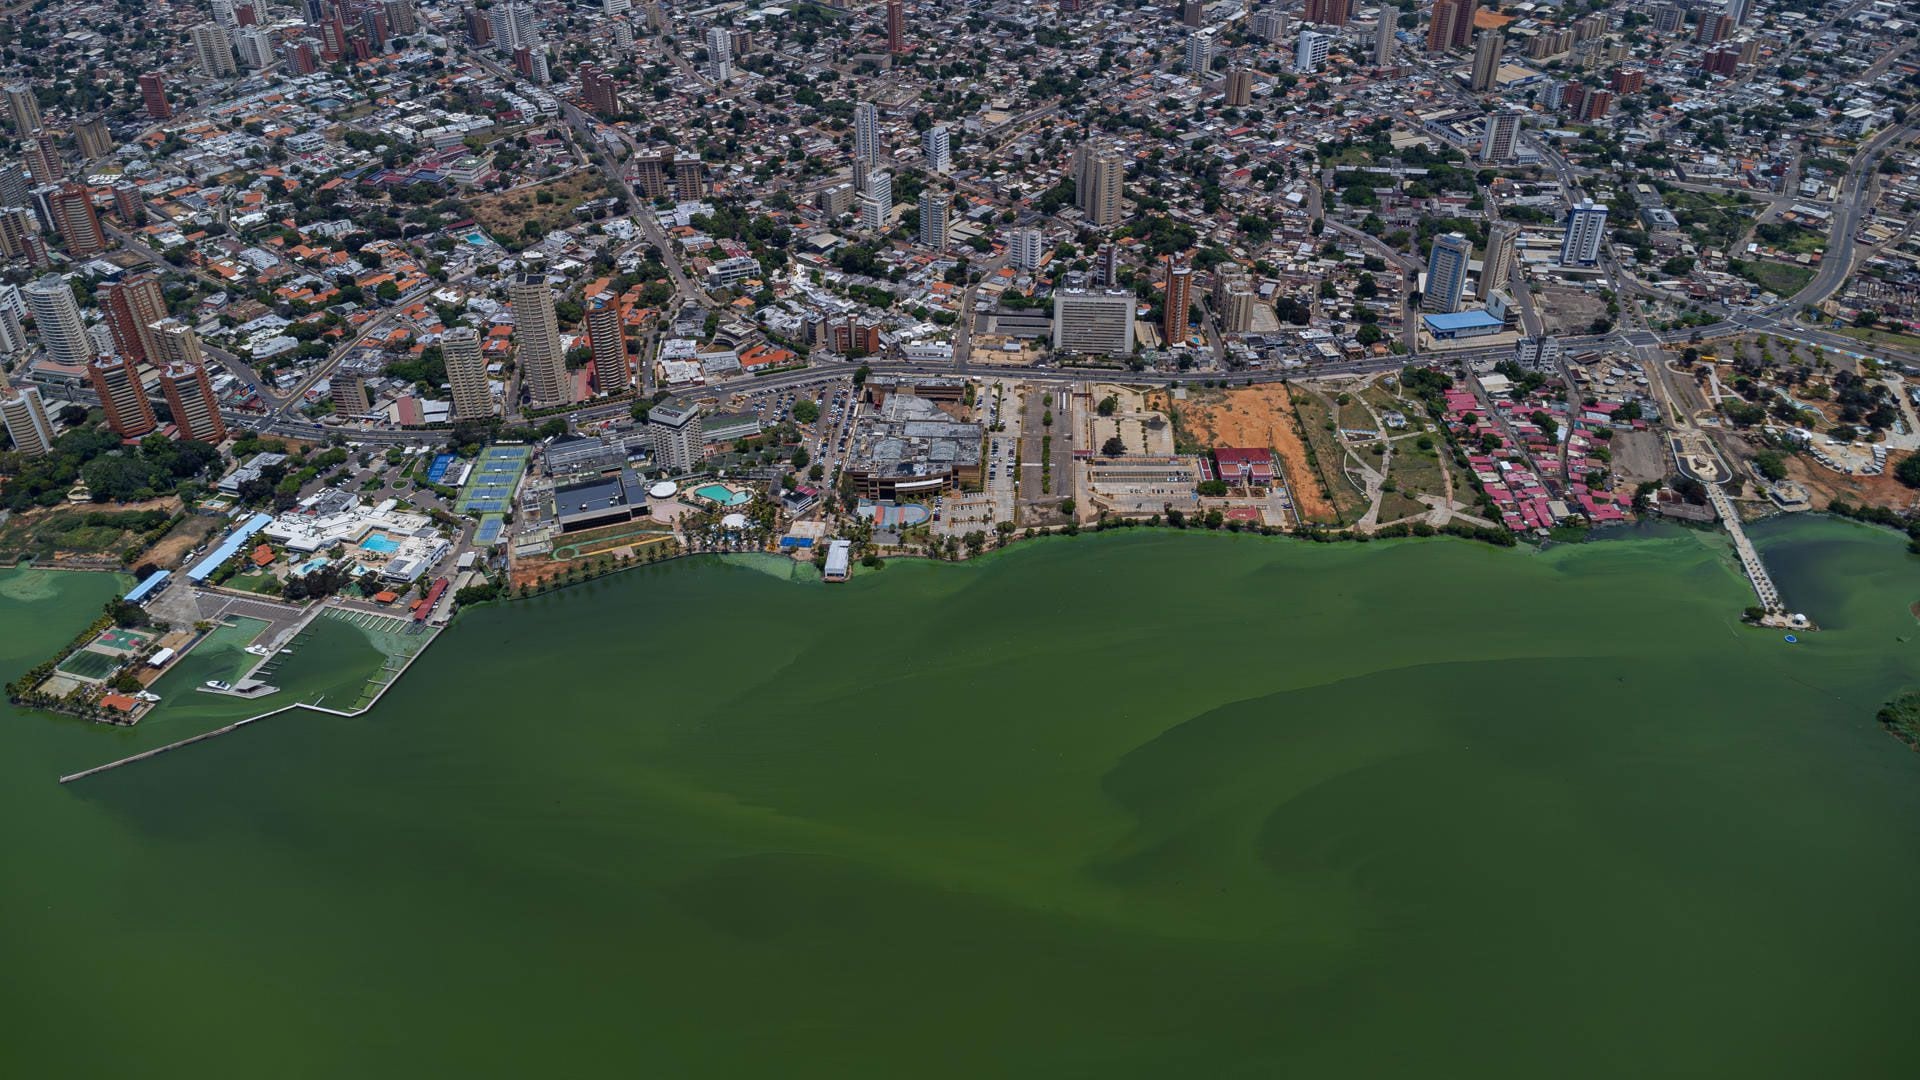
1897;453;1920;489
1101;435;1126;456
793;399;820;424
1096;394;1119;417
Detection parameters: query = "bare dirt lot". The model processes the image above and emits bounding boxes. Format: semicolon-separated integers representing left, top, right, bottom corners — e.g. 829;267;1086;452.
1786;452;1920;511
1611;429;1668;486
1533;285;1611;336
140;514;224;570
1154;383;1337;522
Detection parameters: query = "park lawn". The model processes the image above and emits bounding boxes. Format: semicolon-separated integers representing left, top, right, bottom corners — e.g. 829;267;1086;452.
1729;258;1814;297
1389;440;1449;498
226;570;286;596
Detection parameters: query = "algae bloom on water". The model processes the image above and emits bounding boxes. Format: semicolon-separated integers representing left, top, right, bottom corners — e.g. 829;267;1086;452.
3;517;1920;1078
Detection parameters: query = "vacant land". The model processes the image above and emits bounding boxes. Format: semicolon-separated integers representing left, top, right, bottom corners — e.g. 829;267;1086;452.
1729;259;1815;297
0;499;179;567
1290;386;1370;525
139;513;224;570
1533;285;1612;335
1155;383;1334;521
469;170;606;245
1785;452;1920;511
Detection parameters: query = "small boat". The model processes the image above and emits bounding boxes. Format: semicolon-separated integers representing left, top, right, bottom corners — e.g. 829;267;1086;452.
205;680;232;691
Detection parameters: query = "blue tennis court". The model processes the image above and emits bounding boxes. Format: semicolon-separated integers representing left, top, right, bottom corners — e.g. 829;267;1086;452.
456;446;530;514
425;453;455;484
474;514;506;546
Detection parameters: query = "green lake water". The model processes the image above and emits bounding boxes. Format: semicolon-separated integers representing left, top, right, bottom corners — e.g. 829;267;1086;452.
4;518;1920;1077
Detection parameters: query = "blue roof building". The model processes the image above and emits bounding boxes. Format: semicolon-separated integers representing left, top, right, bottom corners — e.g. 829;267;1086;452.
1421;309;1506;341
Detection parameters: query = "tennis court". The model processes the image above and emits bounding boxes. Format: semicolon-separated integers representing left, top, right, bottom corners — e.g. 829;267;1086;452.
456;446;531;514
474;514;506;546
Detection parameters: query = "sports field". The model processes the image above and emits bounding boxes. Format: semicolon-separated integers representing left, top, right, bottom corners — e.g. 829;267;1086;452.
55;648;120;680
456;446;531;514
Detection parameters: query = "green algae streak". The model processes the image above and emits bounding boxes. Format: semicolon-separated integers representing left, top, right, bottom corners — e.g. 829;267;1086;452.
4;518;1920;1077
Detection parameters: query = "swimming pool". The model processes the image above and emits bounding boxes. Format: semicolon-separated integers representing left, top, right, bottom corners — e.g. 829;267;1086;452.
294;557;331;576
359;534;401;555
693;484;753;507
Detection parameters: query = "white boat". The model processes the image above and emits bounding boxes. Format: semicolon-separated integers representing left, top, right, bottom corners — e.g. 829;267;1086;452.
205;680;232;691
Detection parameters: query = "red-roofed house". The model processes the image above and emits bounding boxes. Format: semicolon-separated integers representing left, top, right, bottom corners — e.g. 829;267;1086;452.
1213;447;1276;485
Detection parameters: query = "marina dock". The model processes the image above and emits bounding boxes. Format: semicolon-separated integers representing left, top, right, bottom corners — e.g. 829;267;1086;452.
58;601;445;785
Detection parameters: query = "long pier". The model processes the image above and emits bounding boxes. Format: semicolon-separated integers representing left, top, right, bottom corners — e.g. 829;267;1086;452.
1706;483;1784;615
58;607;445;785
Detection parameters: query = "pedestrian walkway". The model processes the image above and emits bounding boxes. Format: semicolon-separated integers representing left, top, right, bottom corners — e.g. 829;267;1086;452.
1707;483;1783;614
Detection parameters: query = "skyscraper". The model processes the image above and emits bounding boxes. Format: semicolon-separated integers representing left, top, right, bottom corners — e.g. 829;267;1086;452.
1076;147;1124;226
158;361;226;444
1052;289;1136;356
1181;0;1204;28
88;354;156;438
331;370;371;417
100;274;167;361
1470;30;1503;92
1162;256;1193;347
1252;9;1290;44
1295;28;1332;73
860;171;892;231
1424;233;1472;314
3;82;41;136
673;157;705;198
50;184;105;257
0;370;55;457
1560;201;1608;266
149;317;204;370
1726;0;1751;27
443;327;494;421
25;274;93;366
191;23;238;77
511;274;567;408
1224;67;1253;107
1304;0;1350;26
235;25;278;70
1427;0;1477;52
1482;221;1519;296
923;125;950;174
1480;109;1521;164
488;2;536;52
886;0;906;54
23;135;61;188
0;211;48;269
586;299;628;396
73;116;113;160
918;190;950;251
1375;7;1398;67
1009;227;1045;271
1184;32;1213;74
705;26;732;81
853;101;882;168
649;403;703;472
0;161;29;207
